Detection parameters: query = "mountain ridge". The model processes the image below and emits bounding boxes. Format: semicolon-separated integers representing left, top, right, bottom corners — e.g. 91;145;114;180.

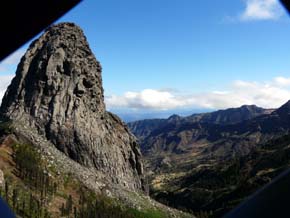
128;104;277;162
128;104;274;142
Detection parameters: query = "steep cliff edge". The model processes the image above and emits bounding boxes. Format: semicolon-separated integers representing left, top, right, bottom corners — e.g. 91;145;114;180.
0;22;143;191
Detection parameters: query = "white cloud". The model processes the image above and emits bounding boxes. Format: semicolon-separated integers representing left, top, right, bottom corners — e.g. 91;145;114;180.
0;74;289;111
239;0;284;21
273;76;290;86
105;76;290;110
0;75;13;103
106;89;182;110
0;49;25;72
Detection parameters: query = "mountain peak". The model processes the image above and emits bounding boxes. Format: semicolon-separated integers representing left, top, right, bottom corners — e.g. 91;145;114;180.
2;21;105;115
168;114;181;120
0;22;143;191
49;22;80;28
46;22;82;33
275;100;290;117
240;104;258;109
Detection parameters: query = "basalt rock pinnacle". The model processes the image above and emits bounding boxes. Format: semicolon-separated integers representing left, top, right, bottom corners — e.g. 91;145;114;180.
0;22;143;190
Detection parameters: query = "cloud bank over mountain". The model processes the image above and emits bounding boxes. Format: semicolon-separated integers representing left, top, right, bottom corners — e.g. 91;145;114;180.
1;75;289;111
106;76;290;110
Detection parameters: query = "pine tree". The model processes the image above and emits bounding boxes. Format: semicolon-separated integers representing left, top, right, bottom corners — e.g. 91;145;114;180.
74;206;77;218
22;200;26;217
12;188;18;211
5;180;9;203
66;194;73;216
61;203;65;216
29;193;34;218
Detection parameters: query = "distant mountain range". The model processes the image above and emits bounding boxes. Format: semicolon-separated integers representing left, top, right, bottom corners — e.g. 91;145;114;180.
128;105;274;140
128;102;290;217
128;104;279;165
112;108;211;122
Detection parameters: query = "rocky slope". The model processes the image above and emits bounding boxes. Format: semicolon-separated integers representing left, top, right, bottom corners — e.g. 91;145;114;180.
0;22;193;218
151;133;290;217
0;130;193;218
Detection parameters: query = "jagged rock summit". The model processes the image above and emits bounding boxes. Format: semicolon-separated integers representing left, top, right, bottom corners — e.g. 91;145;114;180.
0;22;143;191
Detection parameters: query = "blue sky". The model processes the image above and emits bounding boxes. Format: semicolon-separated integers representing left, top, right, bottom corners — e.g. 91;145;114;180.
1;0;290;118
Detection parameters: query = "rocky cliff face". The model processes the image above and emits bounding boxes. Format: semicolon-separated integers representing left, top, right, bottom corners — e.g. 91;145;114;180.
0;22;143;191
